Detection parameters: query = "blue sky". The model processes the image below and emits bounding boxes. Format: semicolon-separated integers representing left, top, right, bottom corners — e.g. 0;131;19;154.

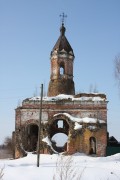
0;0;120;144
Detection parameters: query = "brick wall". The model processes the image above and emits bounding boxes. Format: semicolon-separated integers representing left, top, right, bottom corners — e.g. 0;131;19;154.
14;96;107;158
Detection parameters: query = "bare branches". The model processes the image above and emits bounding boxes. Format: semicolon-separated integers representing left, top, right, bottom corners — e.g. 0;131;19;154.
53;155;86;180
53;156;76;180
89;84;98;93
0;136;13;159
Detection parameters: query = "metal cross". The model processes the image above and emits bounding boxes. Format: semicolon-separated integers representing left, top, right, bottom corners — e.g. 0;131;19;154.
60;12;67;24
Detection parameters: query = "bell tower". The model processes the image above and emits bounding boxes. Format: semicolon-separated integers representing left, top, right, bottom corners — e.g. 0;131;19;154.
48;21;75;96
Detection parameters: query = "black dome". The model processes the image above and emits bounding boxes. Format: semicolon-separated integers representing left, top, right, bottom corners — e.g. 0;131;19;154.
52;23;74;54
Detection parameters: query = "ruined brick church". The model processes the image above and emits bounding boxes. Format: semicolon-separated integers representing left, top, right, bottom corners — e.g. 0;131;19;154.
13;22;108;158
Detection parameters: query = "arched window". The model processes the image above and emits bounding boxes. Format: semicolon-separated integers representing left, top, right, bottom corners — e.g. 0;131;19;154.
60;63;65;75
60;67;64;75
57;120;63;128
89;137;96;154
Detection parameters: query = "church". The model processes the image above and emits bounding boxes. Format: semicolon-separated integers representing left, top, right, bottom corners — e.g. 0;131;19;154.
13;20;108;158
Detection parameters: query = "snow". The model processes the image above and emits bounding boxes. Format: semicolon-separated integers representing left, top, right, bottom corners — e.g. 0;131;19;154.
42;136;60;154
29;94;73;101
74;122;82;130
42;136;52;146
54;113;106;124
0;153;120;180
87;125;96;130
28;93;106;102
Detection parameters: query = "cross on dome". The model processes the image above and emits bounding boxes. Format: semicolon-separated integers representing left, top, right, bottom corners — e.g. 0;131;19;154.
59;12;67;25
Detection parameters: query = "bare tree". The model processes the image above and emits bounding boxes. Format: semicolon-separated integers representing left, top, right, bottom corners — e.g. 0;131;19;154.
89;84;98;93
114;54;120;88
0;136;13;159
4;136;12;151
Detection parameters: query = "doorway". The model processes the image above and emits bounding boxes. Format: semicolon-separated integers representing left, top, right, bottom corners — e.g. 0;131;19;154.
26;124;38;152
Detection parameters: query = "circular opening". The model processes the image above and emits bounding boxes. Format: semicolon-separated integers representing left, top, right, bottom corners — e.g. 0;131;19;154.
51;133;68;153
51;133;68;147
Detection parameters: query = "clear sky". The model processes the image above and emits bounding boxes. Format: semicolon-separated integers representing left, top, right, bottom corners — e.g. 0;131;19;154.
0;0;120;144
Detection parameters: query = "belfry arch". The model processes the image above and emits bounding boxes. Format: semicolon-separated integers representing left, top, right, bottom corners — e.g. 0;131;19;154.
60;63;65;76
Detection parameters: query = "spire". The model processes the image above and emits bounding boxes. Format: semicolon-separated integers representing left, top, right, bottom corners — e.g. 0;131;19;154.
51;14;74;55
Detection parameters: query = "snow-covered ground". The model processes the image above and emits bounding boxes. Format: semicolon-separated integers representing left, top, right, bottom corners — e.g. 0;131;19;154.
0;153;120;180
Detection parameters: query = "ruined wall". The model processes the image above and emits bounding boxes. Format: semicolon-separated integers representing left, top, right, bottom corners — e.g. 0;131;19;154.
15;100;107;132
14;96;108;158
65;122;107;156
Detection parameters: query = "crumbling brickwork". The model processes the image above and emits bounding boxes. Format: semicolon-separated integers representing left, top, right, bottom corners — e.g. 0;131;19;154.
13;23;108;158
14;94;108;158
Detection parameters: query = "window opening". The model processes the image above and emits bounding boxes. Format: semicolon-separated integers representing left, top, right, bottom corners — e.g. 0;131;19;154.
89;137;96;154
57;120;63;128
60;67;64;75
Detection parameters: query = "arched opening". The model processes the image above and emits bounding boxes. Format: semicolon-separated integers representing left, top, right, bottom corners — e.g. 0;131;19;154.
89;137;96;154
49;119;69;153
25;124;38;152
60;63;65;76
60;67;64;75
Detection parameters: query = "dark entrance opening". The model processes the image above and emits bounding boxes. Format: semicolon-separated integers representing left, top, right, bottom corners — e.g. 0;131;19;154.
26;124;38;152
89;137;96;154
